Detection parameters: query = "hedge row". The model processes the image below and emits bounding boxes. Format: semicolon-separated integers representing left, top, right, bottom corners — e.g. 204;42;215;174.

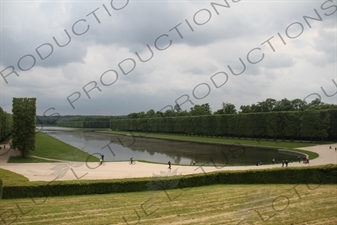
0;107;13;142
110;110;337;141
3;164;336;199
0;178;3;199
56;121;110;128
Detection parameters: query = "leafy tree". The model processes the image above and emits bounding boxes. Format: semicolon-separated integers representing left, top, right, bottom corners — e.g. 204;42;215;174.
174;104;182;113
250;104;262;112
137;111;146;118
307;98;322;109
223;103;237;114
273;98;293;111
12;98;36;157
190;104;212;116
239;105;251;113
258;98;276;112
127;113;138;119
146;109;155;118
291;98;307;110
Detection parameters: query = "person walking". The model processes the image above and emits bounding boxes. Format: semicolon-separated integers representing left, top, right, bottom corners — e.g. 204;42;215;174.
168;161;171;169
101;154;104;161
285;160;288;167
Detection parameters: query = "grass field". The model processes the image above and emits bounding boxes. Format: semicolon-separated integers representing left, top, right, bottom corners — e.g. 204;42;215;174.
0;184;336;225
10;132;99;162
7;156;57;163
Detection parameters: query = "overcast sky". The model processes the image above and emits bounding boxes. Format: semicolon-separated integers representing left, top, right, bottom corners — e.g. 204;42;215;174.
1;0;336;116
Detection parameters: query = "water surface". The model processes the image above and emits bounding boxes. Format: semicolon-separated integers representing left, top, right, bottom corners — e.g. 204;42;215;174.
42;127;303;166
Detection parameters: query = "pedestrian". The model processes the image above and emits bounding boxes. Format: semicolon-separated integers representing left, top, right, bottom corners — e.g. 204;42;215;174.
285;160;288;167
297;156;301;163
272;158;275;164
168;161;171;169
101;154;104;161
282;160;284;167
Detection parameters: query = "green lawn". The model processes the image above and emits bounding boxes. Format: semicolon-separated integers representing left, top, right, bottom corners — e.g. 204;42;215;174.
7;156;57;163
0;168;29;186
28;132;99;162
0;184;336;225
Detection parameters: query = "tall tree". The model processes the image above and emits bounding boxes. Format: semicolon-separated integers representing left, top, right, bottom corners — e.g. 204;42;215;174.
190;104;212;116
258;98;276;112
223;103;237;114
273;98;293;111
12;98;36;157
146;109;155;118
174;104;182;113
239;105;251;113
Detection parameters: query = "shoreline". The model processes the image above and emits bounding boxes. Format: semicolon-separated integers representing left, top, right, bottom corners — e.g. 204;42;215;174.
1;142;336;182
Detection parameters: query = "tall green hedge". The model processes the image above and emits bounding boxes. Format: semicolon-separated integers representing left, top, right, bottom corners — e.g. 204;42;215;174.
0;178;3;199
56;121;110;128
2;165;336;199
111;110;337;141
0;107;13;142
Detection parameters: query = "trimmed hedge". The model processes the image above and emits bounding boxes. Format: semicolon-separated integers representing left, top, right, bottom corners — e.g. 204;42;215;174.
2;164;336;199
0;178;3;199
110;110;337;141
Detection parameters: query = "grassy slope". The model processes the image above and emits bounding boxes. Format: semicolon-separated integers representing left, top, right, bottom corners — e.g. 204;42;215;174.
7;156;57;163
0;184;336;225
0;168;29;186
26;132;99;162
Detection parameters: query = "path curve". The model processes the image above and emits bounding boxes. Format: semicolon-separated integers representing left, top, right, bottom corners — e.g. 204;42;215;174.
1;142;336;182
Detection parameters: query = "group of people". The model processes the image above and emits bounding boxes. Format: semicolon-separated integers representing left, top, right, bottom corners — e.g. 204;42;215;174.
98;155;191;169
298;156;309;164
281;160;289;167
97;154;199;169
329;146;337;151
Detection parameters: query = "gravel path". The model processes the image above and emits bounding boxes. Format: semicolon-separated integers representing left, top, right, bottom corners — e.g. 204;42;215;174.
1;142;336;181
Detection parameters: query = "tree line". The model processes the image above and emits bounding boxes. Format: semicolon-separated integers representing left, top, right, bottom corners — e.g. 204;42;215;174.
125;98;337;119
47;98;336;125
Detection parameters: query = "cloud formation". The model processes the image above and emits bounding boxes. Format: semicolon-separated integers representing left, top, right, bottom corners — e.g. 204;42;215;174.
1;0;336;116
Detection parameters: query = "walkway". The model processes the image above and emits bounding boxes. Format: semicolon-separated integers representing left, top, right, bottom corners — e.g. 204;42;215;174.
0;142;336;182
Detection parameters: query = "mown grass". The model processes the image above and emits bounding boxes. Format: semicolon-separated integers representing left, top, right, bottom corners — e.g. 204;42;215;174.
27;132;99;162
7;156;57;163
0;168;30;186
0;184;336;225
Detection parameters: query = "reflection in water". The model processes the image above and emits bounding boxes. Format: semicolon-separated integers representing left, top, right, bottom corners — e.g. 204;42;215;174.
42;128;304;166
